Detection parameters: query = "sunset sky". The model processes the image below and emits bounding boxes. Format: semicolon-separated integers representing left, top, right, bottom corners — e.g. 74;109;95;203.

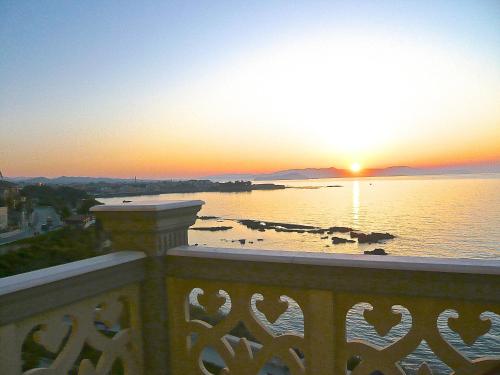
1;1;499;178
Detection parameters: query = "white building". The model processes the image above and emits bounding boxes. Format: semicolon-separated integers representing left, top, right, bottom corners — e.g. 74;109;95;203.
0;206;7;230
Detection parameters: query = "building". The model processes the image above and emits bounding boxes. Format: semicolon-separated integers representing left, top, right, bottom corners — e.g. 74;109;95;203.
0;206;7;230
0;180;20;204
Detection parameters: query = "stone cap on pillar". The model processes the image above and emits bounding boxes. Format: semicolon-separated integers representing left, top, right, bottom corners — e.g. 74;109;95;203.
91;200;205;254
91;200;205;212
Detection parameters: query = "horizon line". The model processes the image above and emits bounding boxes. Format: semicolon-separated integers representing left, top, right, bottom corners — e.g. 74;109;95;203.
3;160;500;180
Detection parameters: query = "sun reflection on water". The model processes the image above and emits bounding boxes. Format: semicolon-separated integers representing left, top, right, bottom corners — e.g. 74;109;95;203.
352;180;360;223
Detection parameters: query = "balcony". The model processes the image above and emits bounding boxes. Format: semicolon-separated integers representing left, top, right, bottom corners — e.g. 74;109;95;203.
0;200;499;374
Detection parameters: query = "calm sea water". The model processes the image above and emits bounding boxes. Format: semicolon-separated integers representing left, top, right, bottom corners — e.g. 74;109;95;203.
100;174;500;373
100;174;500;259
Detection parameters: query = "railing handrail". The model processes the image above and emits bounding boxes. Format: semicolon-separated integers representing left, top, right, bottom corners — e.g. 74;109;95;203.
168;245;500;275
0;246;500;324
166;246;500;303
0;251;146;296
0;251;146;326
90;199;205;212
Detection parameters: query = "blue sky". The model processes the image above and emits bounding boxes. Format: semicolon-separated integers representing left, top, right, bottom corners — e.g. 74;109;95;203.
2;1;499;93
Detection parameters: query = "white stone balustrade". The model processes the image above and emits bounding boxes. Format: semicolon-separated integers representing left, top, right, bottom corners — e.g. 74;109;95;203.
0;200;498;375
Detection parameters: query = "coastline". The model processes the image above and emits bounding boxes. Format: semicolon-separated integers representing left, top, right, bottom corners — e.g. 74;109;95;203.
92;182;286;198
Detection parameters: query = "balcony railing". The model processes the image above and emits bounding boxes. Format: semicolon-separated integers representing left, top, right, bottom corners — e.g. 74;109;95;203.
0;200;499;374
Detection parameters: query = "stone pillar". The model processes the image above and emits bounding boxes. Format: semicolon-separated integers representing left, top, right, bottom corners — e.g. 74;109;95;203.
91;200;204;375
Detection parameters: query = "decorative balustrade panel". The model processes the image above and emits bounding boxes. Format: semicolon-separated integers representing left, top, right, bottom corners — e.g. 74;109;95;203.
167;277;313;375
0;284;143;375
167;277;500;375
334;293;500;375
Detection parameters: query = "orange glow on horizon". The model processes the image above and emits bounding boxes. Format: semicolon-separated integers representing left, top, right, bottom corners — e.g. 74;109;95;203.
2;35;499;179
2;4;500;180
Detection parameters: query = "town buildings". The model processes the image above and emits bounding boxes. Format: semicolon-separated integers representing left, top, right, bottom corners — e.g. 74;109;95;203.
0;207;7;231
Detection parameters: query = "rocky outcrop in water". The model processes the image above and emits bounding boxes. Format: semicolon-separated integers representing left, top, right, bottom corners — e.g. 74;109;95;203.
331;236;356;244
364;248;388;255
191;226;233;231
350;231;395;243
234;219;395;245
327;226;353;233
238;219;319;233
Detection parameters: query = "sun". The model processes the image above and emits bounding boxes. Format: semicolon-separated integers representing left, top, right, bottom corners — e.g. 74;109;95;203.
350;162;362;173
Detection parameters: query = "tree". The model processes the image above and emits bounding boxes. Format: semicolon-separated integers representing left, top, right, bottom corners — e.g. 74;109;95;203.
60;206;71;218
77;198;102;214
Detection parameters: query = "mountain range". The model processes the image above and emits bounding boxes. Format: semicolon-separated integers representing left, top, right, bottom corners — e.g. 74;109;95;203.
206;163;500;181
3;162;499;184
4;176;143;185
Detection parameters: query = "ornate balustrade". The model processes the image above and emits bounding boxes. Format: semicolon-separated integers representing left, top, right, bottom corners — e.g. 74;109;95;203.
0;251;146;374
166;247;500;375
0;200;499;375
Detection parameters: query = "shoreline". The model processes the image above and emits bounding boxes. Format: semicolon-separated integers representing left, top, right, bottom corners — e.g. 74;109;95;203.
93;183;285;198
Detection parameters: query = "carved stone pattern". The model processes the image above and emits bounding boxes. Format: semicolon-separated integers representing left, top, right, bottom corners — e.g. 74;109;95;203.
167;278;305;375
334;293;500;375
168;280;500;374
0;284;143;375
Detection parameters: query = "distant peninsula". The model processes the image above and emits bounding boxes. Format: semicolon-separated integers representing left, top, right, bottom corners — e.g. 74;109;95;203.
3;178;285;198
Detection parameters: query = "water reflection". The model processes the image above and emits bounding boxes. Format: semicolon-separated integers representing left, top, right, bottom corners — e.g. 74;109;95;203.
352;180;360;223
99;175;500;258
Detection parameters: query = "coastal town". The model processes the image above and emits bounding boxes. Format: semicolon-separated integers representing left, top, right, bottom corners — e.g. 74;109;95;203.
0;179;97;246
1;177;272;240
0;177;284;245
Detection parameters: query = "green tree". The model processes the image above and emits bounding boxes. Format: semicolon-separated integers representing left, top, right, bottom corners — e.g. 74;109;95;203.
0;226;104;277
77;198;102;214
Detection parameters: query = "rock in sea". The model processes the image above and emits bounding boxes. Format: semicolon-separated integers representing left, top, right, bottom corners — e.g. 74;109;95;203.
350;231;395;243
331;236;355;244
364;248;388;255
191;226;233;231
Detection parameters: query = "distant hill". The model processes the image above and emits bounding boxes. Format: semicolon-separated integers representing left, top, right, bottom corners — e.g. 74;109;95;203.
254;167;345;180
4;162;499;184
252;166;423;180
206;162;500;181
6;176;143;185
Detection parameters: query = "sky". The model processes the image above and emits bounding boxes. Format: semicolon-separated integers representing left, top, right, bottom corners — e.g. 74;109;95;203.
1;0;499;178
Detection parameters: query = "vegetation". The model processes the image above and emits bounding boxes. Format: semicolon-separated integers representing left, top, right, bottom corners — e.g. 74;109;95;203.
0;180;16;189
0;226;103;278
20;185;101;217
77;197;101;214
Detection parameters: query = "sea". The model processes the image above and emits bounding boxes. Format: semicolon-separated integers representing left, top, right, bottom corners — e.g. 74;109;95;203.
99;174;500;374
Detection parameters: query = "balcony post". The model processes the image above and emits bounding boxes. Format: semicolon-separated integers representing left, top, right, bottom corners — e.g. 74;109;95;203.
91;200;204;375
